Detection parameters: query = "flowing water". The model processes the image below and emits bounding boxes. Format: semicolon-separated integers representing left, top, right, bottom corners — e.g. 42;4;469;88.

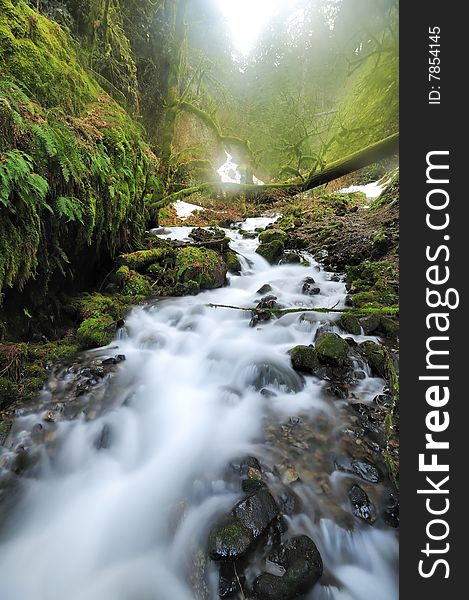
0;218;398;600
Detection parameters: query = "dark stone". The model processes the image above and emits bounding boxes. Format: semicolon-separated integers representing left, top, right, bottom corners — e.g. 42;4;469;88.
289;345;320;375
230;455;262;475
314;324;334;341
352;461;380;483
95;424;112;450
232;489;279;538
383;492;399;528
276;488;302;516
326;384;348;399
102;357;117;365
256;240;285;264
302;277;320;296
280;252;301;264
360;315;381;335
254;535;323;600
250;296;280;327
208;515;253;561
349;485;377;524
116;354;126;362
219;562;244;598
315;333;349;368
242;479;267;494
338;313;361;336
358;341;388;379
257;284;273;295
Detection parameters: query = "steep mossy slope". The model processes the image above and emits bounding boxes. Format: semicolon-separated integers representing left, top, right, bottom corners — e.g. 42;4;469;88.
324;51;398;163
0;0;160;337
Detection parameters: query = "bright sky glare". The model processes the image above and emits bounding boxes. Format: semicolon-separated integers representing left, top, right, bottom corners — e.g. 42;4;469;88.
215;0;284;56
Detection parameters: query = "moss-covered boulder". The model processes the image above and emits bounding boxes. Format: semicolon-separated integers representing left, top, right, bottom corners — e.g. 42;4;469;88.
176;247;227;290
115;266;152;297
315;333;349;368
224;250;242;274
256;240;285;264
259;229;288;245
118;248;175;272
0;378;20;409
208;516;253;561
339;313;362;335
290;346;320;375
76;315;116;349
358;341;388;378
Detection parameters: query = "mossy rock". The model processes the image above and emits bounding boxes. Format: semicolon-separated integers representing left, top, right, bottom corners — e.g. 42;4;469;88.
176;247;226;290
224;250;242;274
358;341;388;378
259;229;288;245
116;266;152;297
290;345;320;375
118;248;175;272
315;333;349;367
76;315;115;349
207;516;253;561
377;316;399;339
256;240;285;264
338;313;361;336
360;314;381;335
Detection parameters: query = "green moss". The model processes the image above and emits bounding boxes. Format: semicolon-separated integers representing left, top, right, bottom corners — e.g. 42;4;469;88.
175;247;226;289
225;250;242;274
116;266;151;297
347;260;398;309
256;240;285;264
358;341;388;379
76;315;115;348
258;229;288;244
338;313;361;335
119;248;175;272
0;378;20;408
315;333;349;367
0;3;160;316
290;345;320;374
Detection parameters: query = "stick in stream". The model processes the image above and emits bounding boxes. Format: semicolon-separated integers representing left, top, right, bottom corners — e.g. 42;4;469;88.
206;303;398;317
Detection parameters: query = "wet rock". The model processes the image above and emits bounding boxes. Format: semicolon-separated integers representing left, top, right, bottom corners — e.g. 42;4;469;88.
360;314;381;335
326;384;349;399
225;250;242;274
276;488;302;516
383;492;399;528
315;333;349;368
253;535;323;600
335;457;380;483
280;252;301;264
276;464;300;485
208;515;253;561
257;284;273;295
377;316;399;339
219;562;245;598
352;461;380;483
95;424;112;450
358;341;388;379
289;345;320;375
242;479;267;495
250;296;280;327
248;362;304;393
349;484;377;524
314;323;334;341
230;456;262;475
338;314;361;335
232;489;279;539
248;467;263;481
302;277;320;296
256;240;285;264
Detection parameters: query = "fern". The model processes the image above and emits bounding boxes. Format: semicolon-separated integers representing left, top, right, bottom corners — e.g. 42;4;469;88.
0;150;50;212
55;196;85;224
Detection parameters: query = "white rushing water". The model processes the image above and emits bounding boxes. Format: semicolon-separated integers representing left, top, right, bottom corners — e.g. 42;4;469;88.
0;219;398;600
